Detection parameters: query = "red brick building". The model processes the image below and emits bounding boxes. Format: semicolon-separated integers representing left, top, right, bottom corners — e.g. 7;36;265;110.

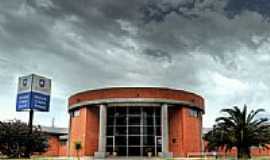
42;87;270;158
67;87;205;158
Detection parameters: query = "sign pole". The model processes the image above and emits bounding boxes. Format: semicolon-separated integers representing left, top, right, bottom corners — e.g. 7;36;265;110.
28;74;34;133
28;109;34;133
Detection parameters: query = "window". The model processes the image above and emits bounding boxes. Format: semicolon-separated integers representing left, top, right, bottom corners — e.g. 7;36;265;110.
129;117;140;126
72;109;80;117
129;107;141;115
189;108;199;118
115;126;127;135
128;136;140;146
105;106;161;156
143;127;154;135
128;126;140;135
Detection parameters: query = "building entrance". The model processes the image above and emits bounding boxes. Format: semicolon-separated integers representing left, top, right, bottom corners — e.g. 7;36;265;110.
106;106;162;156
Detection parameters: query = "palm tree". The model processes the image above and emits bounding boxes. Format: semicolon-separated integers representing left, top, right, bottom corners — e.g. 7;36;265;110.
204;105;270;159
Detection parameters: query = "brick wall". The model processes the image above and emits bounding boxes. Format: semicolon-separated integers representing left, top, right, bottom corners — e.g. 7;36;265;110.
58;142;67;156
204;141;270;157
42;135;60;156
169;106;184;156
169;106;203;157
68;106;99;156
181;107;202;155
69;88;204;111
42;135;67;156
84;107;99;155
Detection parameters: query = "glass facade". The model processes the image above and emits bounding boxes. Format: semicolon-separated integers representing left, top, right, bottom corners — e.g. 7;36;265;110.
106;106;162;156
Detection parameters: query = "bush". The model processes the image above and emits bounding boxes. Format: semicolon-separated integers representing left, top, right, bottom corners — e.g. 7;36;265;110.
0;120;48;158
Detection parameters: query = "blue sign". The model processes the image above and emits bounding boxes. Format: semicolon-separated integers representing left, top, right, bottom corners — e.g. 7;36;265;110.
16;92;50;111
16;92;31;111
16;74;51;112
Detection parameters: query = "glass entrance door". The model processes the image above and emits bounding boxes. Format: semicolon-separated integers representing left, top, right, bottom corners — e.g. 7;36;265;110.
106;106;161;156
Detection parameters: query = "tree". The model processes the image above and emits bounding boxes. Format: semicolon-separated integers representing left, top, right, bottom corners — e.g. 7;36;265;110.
74;141;82;160
0;120;48;158
204;105;270;159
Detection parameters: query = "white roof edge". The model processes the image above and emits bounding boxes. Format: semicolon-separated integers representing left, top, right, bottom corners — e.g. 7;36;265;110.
69;98;200;111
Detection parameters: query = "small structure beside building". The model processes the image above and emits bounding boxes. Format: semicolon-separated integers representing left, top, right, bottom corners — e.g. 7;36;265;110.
41;126;68;156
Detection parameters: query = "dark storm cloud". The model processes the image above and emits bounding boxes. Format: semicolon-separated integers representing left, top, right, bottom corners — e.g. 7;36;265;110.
25;0;196;61
27;0;143;25
143;48;172;62
24;0;270;65
140;0;270;65
141;0;199;23
0;0;270;127
224;0;270;19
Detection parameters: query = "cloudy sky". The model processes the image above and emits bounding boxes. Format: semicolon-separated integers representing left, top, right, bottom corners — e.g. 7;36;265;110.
0;0;270;128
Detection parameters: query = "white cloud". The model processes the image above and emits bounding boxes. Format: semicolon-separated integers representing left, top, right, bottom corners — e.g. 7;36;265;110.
35;0;54;9
116;19;138;36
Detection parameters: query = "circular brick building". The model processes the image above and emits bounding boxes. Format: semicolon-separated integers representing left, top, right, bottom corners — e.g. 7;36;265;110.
67;87;204;158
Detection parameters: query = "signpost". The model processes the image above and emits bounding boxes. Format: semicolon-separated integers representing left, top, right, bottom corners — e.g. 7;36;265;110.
16;74;51;132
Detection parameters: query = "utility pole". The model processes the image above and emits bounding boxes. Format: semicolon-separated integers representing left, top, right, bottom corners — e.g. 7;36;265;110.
52;117;55;128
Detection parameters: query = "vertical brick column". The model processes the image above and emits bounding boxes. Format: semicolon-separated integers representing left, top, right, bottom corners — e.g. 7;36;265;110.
160;104;172;157
94;104;107;158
